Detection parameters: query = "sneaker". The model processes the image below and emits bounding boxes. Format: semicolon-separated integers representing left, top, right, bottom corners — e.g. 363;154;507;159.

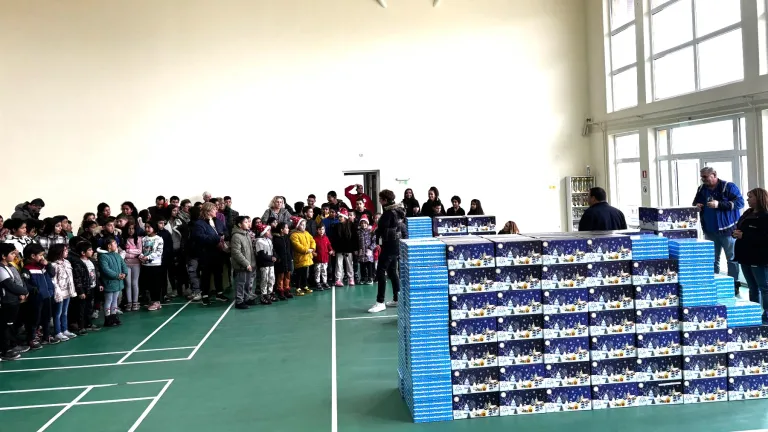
115;308;124;315
28;341;43;350
201;296;211;306
349;281;355;286
55;333;69;342
215;293;230;302
77;328;88;336
385;300;398;308
13;345;30;354
132;303;140;311
63;330;77;338
147;303;160;311
335;281;344;287
235;302;250;310
245;299;258;306
366;280;374;285
260;295;272;305
91;311;99;320
295;290;305;297
41;336;60;345
86;325;101;332
315;285;326;292
1;350;20;361
283;291;293;299
367;302;386;313
304;287;313;293
191;293;202;302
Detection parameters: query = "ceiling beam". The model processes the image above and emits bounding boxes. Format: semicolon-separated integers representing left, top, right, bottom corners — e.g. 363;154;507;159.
376;0;387;7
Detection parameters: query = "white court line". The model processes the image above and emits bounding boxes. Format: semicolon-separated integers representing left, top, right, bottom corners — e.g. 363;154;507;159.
37;386;93;431
186;301;235;359
335;314;397;321
0;358;189;374
18;346;195;361
127;379;175;385
128;379;174;432
331;282;338;432
0;383;116;394
0;397;155;411
116;301;191;364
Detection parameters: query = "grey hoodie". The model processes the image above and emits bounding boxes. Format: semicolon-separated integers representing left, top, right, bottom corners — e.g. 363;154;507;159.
11;202;38;221
230;227;256;270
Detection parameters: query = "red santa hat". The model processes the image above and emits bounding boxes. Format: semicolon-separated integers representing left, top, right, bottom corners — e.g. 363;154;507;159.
338;208;349;219
359;214;370;224
255;223;271;237
290;216;303;229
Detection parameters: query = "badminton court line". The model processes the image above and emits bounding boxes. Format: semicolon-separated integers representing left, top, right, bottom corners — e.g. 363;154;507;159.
335;314;397;321
117;301;191;364
128;379;174;432
186;301;235;359
37;385;94;431
18;346;196;361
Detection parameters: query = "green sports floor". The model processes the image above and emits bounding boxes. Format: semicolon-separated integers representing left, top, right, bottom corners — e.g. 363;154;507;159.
1;285;768;432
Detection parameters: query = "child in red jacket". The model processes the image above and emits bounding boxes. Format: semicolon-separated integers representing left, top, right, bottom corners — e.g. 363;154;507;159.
313;225;334;289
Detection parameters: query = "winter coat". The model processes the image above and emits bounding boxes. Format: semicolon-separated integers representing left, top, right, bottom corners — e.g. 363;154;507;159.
304;217;318;237
357;227;376;263
313;234;333;264
4;235;33;257
166;218;184;251
320;217;338;235
140;236;164;266
22;262;56;300
331;221;359;254
376;203;406;258
231;227;256;271
693;179;745;235
67;254;91;296
0;264;27;306
98;251;128;293
403;198;420;218
123;237;143;266
11;202;39;220
189;218;223;262
421;199;446;218
261;208;292;226
290;230;316;269
223;207;239;235
50;260;77;302
272;234;294;273
97;232;122;250
735;210;768;266
353;209;373;226
35;234;68;254
254;237;275;268
447;207;466;216
157;229;174;262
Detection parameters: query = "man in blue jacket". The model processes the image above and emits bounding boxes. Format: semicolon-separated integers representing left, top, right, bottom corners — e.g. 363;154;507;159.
693;167;744;289
578;187;627;232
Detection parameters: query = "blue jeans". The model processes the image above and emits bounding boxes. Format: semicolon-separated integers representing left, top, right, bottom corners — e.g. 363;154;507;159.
703;232;739;280
741;264;768;319
54;297;70;335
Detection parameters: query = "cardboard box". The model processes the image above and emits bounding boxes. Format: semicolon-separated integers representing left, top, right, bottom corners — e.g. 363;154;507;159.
636;356;683;382
728;375;768;400
448;268;495;295
488;235;543;267
682;329;729;356
450;317;497;346
497;339;544;366
543;337;591;364
727;326;768;352
589;309;636;336
542;313;589;339
587;261;632;287
450;342;498;370
545;361;592;387
452;367;500;395
683;353;728;380
681;305;728;331
493;266;542;291
466;216;496;234
588;285;634;311
499;364;547;391
540;238;589;265
631;259;679;285
590;358;637;384
450;292;499;320
591;383;640;409
542;288;589;315
639;206;699;231
544;386;592;412
583;235;632;262
590;334;637;360
540;264;589;289
727;350;768;376
635;307;681;334
683;378;728;404
497;290;543;317
497;315;544;341
443;238;495;270
636;331;682;358
637;381;683;405
634;284;679;309
499;389;548;416
452;393;500;419
433;216;467;236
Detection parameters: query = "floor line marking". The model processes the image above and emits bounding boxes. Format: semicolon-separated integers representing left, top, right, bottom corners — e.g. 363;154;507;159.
116;301;191;364
0;397;157;412
37;386;93;431
0;383;117;394
17;346;195;362
128;379;174;432
127;379;174;385
186;301;235;359
331;281;338;432
136;346;195;353
0;358;189;374
335;314;397;321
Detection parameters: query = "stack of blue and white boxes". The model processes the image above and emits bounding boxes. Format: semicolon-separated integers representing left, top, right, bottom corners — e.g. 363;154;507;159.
630;235;669;261
714;274;736;300
406;217;435;240
670;239;716;307
681;303;729;404
397;238;452;423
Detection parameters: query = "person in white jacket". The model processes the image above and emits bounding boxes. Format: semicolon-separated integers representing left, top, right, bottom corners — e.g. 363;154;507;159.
48;244;78;342
253;223;276;305
139;221;164;311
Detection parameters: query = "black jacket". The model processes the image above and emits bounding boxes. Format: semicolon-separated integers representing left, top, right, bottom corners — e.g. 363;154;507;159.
304;218;318;237
403;198;420;217
447;207;466;216
735;211;768;265
272;234;294;273
578;202;627;232
0;264;27;306
376;203;406;258
67;254;91;296
157;229;174;261
421;199;446;218
332;222;359;254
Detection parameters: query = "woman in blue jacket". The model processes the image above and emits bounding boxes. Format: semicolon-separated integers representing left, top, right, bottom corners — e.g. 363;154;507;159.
191;203;228;306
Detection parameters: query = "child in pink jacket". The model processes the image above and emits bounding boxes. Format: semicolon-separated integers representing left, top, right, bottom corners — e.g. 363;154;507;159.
121;222;143;311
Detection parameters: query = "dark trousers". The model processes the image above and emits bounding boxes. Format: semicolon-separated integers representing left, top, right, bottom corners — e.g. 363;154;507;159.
200;257;224;297
376;254;400;304
360;262;374;281
296;267;309;288
69;290;94;330
31;297;52;342
328;256;337;284
174;253;188;293
141;266;165;302
354;260;361;283
0;303;19;352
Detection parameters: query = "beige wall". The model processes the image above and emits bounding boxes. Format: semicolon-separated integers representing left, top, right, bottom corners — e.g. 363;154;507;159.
0;0;591;231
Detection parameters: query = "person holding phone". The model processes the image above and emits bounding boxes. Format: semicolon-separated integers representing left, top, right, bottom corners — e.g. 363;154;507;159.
733;188;768;320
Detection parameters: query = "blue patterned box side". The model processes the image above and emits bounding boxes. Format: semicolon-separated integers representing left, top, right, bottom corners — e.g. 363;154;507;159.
499;389;548;416
639;206;699;231
636;331;683;358
544;361;592;387
683;377;728;404
450;317;497;346
466;216;496;233
498;339;544;366
539;238;589;265
583;235;632;262
542;288;589;315
634;284;679;309
493;266;542;291
589;309;636;336
588;285;634;311
587;261;632;287
591;383;640;409
452;393;500;419
449;292;500;320
451;367;500;395
433;216;467;236
631;260;679;285
727;350;768;376
682;329;729;355
542;313;589;339
448;268;495;295
590;357;637;384
499;364;547;391
450;342;498;370
727;326;768;352
489;236;543;267
635;307;681;334
682;353;728;380
590;334;637;360
543;337;591;364
443;239;495;270
636;356;683;382
497;290;543;317
637;381;684;405
540;264;589;289
497;315;544;342
728;374;768;400
544;386;592;412
681;305;728;331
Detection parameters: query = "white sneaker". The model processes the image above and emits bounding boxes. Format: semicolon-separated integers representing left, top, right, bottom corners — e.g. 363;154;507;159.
115;308;123;315
368;302;386;313
385;300;398;308
92;311;99;320
190;293;202;301
63;330;77;338
55;333;69;342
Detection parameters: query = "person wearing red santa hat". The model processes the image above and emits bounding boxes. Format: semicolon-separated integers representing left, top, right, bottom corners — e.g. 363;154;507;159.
331;208;358;287
357;215;376;285
253;223;276;305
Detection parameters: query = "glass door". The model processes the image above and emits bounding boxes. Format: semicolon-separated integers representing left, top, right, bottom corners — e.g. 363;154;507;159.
672;159;701;206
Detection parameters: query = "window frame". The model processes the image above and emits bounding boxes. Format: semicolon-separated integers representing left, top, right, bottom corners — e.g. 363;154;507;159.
607;0;639;112
611;132;642;227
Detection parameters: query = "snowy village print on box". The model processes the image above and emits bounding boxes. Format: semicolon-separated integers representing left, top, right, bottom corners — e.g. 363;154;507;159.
493;266;542;291
433;216;467;235
635;307;680;334
639;206;698;231
544;362;591;388
543;313;589;339
448;268;495;295
728;326;768;352
637;381;684;405
542;289;589;315
682;329;728;356
450;343;498;370
587;261;632;287
590;334;637;360
497;340;544;366
728;374;768;400
466;216;496;233
636;331;682;358
589;309;636;336
450;317;497;346
683;353;728;380
540;264;589;290
584;235;632;262
683;378;728;404
543;337;590;364
588;285;634;312
499;389;547;416
497;290;542;316
450;292;499;320
499;364;547;391
452;367;500;395
445;240;495;270
544;386;592;412
634;284;679;309
632;260;679;285
591;383;641;409
591;357;637;384
452;393;500;419
727;350;768;376
636;356;682;382
492;237;542;267
497;315;544;341
682;305;728;331
540;238;589;265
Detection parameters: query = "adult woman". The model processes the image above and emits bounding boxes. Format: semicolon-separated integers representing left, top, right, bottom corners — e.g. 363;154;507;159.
498;221;520;235
468;199;485;216
733;187;768;321
190;202;229;306
35;217;68;254
369;189;404;313
96;203;111;226
420;187;445;218
121;202;145;234
402;189;420;218
261;196;292;226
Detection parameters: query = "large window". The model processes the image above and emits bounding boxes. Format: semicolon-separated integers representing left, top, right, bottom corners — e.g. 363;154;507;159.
607;0;638;112
650;0;743;100
611;133;642;227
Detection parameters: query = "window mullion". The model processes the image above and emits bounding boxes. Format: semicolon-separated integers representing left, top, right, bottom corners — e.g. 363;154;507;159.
691;0;700;91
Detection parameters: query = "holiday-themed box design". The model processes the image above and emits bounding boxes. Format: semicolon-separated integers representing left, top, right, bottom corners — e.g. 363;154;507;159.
448;268;495;295
728;375;768;400
497;290;542;317
450;343;498;370
452;393;500;420
588;285;634;311
450;292;499;320
727;350;768;376
683;353;728;380
683;378;728;404
636;356;683;382
639;206;699;231
543;337;591;364
590;334;637;360
499;389;547;416
543;313;589;339
433;216;467;236
493;266;542;291
591;358;637;384
583;235;632;262
499;364;547;391
490;236;543;267
591;383;640;409
497;340;544;366
540;264;589;289
650;229;698;240
497;315;544;341
637;381;684;405
634;284;679;309
636;332;682;358
545;362;591;387
466;216;496;234
450;317;497;346
682;329;728;356
542;289;589;315
587;261;632;286
631;260;679;285
443;238;495;270
727;326;768;352
681;305;728;331
544;386;593;412
589;309;636;335
635;307;680;334
452;367;500;395
540;238;589;265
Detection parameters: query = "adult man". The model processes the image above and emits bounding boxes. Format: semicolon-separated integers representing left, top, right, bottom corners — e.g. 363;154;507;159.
148;196;166;221
345;184;374;213
578;187;627;232
11;198;45;221
306;194;320;216
326;191;349;212
353;198;373;227
368;189;405;313
223;196;240;233
169;196;180;207
693;167;744;288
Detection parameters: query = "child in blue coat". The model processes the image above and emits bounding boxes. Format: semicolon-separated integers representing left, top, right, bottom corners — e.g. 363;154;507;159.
22;243;57;346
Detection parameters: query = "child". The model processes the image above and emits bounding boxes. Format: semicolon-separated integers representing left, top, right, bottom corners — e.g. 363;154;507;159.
0;243;28;360
313;224;333;290
231;216;257;309
303;206;318;237
4;219;32;261
446;196;466;216
139;222;164;311
357;215;376;285
331;209;358;287
80;220;99;252
155;217;174;302
22;243;56;345
323;208;339;284
77;212;96;235
98;238;128;325
253;223;275;305
36;217;67;254
272;222;294;299
290;217;317;293
48;244;78;341
372;213;381;271
67;239;98;334
97;218;122;250
121;222;142;311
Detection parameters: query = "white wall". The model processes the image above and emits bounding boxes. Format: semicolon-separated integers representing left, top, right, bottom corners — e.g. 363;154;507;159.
0;0;592;232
